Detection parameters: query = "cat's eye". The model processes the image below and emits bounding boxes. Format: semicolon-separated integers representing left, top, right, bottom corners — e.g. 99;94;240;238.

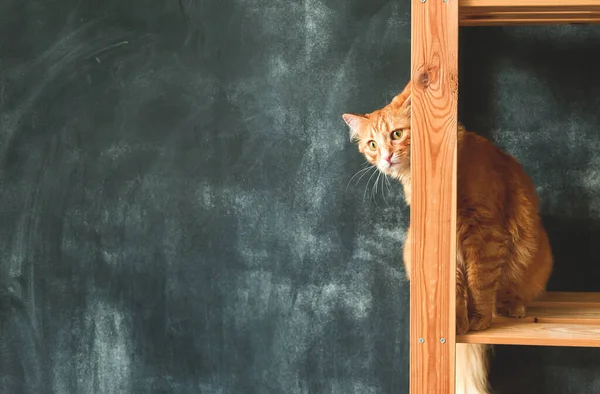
391;130;402;140
368;140;378;151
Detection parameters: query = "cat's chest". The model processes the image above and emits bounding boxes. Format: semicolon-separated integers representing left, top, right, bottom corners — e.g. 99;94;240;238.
401;178;412;205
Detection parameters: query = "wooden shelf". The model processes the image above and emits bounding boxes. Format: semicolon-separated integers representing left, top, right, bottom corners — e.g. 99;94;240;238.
457;292;600;347
410;0;600;391
460;0;600;25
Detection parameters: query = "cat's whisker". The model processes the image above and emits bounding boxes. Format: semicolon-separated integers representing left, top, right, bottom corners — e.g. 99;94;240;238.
384;174;390;190
385;174;393;195
375;172;383;204
363;168;376;203
363;168;379;204
381;176;391;207
371;171;382;208
346;166;374;192
356;167;376;192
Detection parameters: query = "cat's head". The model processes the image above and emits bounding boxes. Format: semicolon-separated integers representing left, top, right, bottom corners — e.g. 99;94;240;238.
342;82;411;180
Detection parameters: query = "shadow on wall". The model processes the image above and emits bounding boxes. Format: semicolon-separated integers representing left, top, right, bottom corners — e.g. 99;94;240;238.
542;215;600;292
490;343;600;394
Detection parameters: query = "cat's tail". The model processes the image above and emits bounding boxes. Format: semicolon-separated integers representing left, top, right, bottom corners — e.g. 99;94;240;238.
455;343;491;394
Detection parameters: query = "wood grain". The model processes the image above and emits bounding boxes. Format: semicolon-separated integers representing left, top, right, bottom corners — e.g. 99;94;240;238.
461;0;600;8
457;292;600;347
410;0;458;392
461;18;600;27
460;0;600;25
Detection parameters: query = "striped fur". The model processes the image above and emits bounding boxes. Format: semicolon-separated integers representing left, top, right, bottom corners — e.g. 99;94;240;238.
343;81;553;393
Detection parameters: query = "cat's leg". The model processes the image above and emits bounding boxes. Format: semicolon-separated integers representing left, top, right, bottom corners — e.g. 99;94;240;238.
495;290;527;318
456;254;470;335
496;222;553;318
463;225;509;331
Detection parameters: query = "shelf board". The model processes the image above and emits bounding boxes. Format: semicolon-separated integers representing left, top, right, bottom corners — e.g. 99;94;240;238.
460;0;600;25
457;292;600;347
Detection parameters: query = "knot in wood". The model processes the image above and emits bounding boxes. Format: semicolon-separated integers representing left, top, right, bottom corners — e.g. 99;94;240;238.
417;72;430;88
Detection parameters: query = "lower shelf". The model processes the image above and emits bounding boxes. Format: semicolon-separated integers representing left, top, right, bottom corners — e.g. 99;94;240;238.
459;0;600;26
457;292;600;347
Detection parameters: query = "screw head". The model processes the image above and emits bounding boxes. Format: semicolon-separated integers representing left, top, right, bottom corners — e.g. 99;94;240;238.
440;338;446;344
419;338;425;343
420;0;426;3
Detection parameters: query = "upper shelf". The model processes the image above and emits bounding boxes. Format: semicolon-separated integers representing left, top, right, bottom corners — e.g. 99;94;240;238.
460;0;600;25
457;292;600;347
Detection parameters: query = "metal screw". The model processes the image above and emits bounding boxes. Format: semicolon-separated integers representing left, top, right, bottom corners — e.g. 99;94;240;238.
440;338;446;344
443;0;448;3
420;0;426;3
419;338;425;343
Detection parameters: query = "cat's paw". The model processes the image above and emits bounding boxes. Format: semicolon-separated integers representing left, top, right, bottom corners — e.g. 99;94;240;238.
496;300;527;318
457;318;470;335
456;316;470;335
456;307;470;335
469;314;492;331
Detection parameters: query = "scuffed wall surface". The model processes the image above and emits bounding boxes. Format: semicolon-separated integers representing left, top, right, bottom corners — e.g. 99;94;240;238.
0;1;410;393
1;1;599;393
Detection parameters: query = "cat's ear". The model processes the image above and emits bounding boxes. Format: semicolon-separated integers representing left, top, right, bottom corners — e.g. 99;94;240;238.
399;94;411;117
392;81;412;117
342;113;368;141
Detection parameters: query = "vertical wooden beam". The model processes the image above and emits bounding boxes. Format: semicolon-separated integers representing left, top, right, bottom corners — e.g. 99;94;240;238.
410;0;458;392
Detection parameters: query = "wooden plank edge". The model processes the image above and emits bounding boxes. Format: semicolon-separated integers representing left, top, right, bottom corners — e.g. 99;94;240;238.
461;6;600;13
460;2;600;25
457;292;600;347
460;17;600;26
493;314;600;325
457;322;600;347
462;11;600;19
460;0;600;12
461;9;600;15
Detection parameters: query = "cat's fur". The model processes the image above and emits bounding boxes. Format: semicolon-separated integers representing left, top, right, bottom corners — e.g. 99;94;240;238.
342;81;553;394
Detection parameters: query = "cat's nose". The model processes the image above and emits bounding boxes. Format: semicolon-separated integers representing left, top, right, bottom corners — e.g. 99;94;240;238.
383;154;393;163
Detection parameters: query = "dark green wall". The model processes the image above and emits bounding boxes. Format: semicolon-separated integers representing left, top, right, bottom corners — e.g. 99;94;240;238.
0;1;598;393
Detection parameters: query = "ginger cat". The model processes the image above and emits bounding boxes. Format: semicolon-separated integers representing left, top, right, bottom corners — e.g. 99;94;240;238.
342;81;553;394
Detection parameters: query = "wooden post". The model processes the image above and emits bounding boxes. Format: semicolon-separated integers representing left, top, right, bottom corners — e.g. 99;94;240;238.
409;0;458;392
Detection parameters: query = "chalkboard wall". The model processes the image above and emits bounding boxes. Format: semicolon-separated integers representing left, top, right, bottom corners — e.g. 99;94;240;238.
1;1;599;393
